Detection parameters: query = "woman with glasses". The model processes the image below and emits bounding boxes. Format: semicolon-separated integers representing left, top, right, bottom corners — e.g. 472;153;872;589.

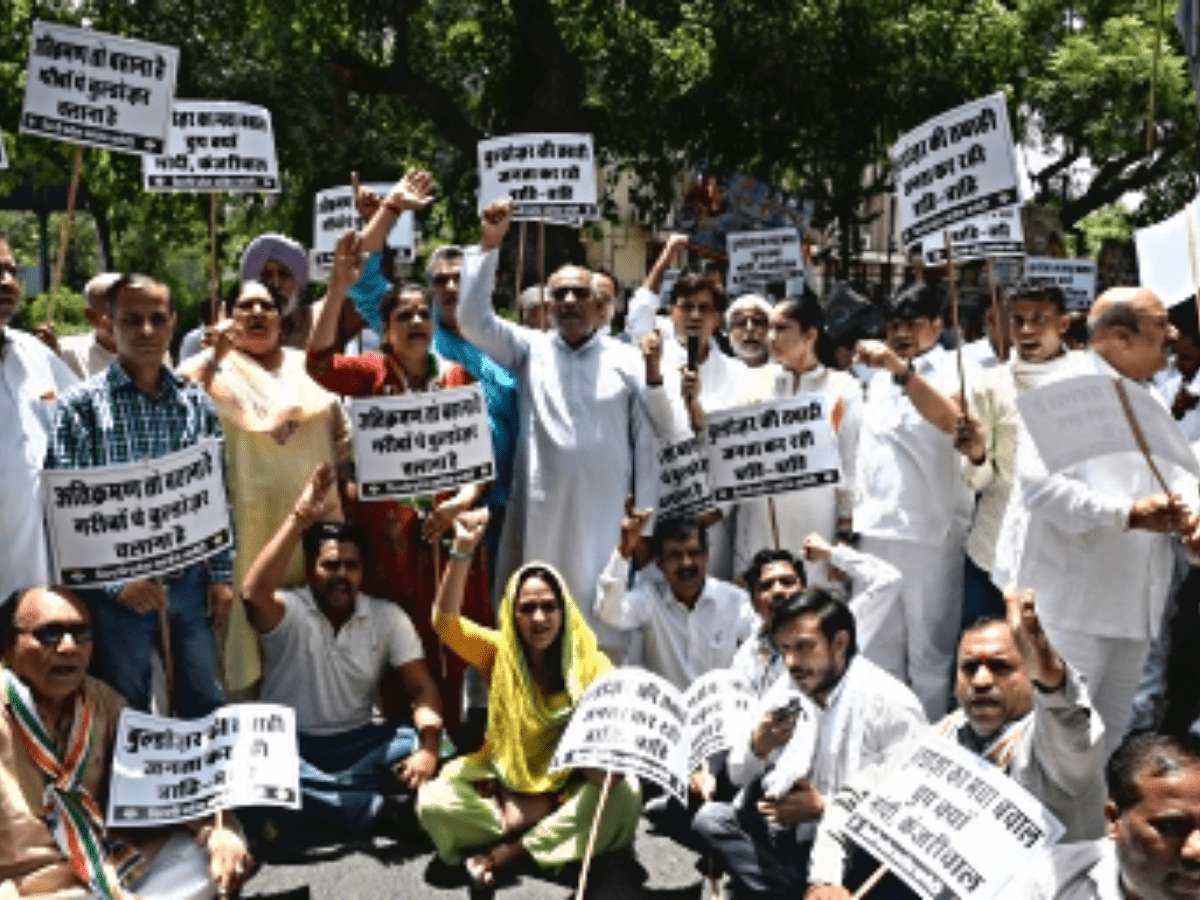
179;279;352;701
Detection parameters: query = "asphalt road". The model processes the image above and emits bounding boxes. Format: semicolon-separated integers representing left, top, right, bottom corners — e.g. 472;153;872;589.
241;819;710;900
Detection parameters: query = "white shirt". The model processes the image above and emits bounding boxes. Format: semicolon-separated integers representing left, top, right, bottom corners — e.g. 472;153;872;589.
854;345;974;545
260;587;423;735
58;331;116;379
0;328;77;598
995;839;1121;900
595;549;757;690
643;336;748;440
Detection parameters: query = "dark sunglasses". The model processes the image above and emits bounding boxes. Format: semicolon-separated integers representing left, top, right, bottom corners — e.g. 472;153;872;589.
551;285;591;303
18;622;94;649
431;272;459;288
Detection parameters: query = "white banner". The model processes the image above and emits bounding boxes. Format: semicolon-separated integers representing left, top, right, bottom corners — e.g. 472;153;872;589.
657;433;713;516
920;207;1025;267
43;440;232;588
20;21;179;154
477;133;598;222
1134;200;1200;309
311;182;415;272
142;100;278;192
1016;374;1200;477
1023;257;1098;311
704;394;840;503
891;93;1020;247
552;668;752;801
846;735;1063;900
350;385;495;500
107;704;300;827
727;227;803;292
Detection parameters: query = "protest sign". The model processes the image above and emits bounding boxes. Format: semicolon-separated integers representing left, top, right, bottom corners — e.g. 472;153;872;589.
311;182;416;271
1134;200;1200;309
704;394;840;503
350;385;495;500
20;21;179;154
1017;374;1200;478
727;227;803;292
143;100;279;192
1023;257;1098;311
846;735;1063;900
919;208;1024;267
43;440;233;588
657;433;714;517
477;133;598;222
108;704;300;826
891;93;1020;247
552;668;752;801
676;165;815;255
0;136;7;170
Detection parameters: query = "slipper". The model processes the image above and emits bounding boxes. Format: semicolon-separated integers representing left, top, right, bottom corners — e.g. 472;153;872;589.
466;853;496;887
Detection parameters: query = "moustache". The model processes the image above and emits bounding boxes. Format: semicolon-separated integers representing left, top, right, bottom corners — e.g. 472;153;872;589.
677;567;701;581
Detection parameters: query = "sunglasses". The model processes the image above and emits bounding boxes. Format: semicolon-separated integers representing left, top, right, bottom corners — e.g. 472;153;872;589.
431;272;460;288
551;285;592;303
18;622;94;649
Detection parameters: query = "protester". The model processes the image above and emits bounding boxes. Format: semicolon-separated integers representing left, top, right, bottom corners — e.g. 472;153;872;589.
694;588;926;900
593;268;619;334
457;197;658;662
45;273;229;718
0;237;77;601
239;233;311;350
626;233;690;342
239;464;442;839
1161;300;1200;440
57;272;124;378
307;184;493;733
852;283;975;718
997;729;1200;900
1;585;252;898
726;293;772;367
517;285;552;329
178;278;351;700
417;511;641;887
732;295;862;587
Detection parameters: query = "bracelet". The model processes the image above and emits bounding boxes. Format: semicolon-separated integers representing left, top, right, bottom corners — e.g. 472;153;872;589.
449;547;474;561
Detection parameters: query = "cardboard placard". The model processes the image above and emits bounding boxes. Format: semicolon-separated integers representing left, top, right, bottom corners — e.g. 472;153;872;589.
919;207;1025;267
20;21;179;154
477;133;598;222
657;433;714;516
143;100;279;192
1022;257;1098;311
311;182;416;272
1134;200;1200;309
727;227;804;292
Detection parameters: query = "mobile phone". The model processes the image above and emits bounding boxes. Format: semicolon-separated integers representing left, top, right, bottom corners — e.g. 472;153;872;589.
770;696;802;720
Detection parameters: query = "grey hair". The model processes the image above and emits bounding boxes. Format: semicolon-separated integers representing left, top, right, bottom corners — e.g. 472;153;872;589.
425;245;463;283
1087;298;1142;339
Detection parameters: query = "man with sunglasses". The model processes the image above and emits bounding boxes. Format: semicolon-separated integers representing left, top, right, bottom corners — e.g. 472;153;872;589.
44;274;231;719
457;198;658;663
0;237;77;601
1;585;252;898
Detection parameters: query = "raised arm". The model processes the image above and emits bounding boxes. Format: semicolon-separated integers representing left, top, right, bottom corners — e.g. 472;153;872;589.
643;233;689;294
241;463;338;632
457;198;529;370
358;169;434;254
854;339;963;435
309;231;364;355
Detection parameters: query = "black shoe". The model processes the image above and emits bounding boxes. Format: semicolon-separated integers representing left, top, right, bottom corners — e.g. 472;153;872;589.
370;794;425;843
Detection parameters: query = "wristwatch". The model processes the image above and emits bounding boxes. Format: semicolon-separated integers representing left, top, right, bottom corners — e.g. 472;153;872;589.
892;358;915;387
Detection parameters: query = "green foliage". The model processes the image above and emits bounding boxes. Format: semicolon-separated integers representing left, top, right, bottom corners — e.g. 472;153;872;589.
1078;204;1133;258
21;287;89;336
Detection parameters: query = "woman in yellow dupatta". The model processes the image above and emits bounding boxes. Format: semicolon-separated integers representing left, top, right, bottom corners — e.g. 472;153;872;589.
417;510;641;886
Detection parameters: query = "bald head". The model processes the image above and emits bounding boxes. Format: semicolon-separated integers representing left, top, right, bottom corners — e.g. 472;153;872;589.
1087;287;1174;381
547;264;601;347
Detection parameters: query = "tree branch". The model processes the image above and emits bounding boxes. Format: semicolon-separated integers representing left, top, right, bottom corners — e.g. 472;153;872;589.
1058;131;1190;228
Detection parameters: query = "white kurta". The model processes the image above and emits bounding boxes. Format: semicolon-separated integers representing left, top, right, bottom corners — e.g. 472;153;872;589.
458;247;659;658
0;328;77;598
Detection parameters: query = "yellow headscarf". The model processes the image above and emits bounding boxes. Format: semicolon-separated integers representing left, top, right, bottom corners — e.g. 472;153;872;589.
482;562;611;794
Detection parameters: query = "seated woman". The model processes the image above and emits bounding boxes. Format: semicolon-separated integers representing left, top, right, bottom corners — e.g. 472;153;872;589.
417;511;641;886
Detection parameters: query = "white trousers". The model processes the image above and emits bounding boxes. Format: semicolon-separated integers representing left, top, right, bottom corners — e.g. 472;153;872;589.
859;535;964;720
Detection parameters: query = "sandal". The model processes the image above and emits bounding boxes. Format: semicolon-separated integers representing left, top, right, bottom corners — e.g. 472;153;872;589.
466;852;497;887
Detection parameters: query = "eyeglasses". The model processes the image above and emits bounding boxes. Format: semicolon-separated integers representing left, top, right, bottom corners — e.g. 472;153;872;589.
551;285;591;303
731;316;768;329
18;622;94;649
233;298;280;316
515;600;561;617
431;272;460;288
677;301;716;316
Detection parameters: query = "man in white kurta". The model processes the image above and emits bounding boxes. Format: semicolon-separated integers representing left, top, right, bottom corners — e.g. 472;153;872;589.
457;200;658;660
0;238;77;599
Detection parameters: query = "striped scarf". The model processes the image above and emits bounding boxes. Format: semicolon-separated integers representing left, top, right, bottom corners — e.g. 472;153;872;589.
3;670;143;898
937;707;1029;771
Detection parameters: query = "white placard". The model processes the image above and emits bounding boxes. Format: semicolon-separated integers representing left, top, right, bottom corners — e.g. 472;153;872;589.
349;385;495;500
1023;257;1098;311
1134;200;1200;309
846;735;1063;900
0;135;8;170
891;93;1020;247
20;21;179;154
43;440;233;588
107;704;300;827
551;667;752;801
657;433;713;516
704;394;840;503
142;100;278;192
311;182;415;271
477;133;598;222
727;227;803;292
1016;373;1200;477
920;207;1025;266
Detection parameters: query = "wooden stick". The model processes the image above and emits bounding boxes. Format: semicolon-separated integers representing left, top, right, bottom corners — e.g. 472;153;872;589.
49;144;84;315
986;256;1007;362
1113;378;1173;496
515;221;527;298
158;580;174;712
575;771;614;900
852;864;889;900
1148;0;1165;153
943;230;967;401
767;497;782;550
538;219;547;331
431;536;447;680
208;194;219;325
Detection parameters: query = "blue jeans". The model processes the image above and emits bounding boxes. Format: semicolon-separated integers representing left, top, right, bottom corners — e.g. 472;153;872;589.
295;721;419;833
86;561;223;719
961;555;1005;631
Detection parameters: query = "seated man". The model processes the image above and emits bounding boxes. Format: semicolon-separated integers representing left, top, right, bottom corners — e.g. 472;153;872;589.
996;729;1200;900
806;588;1108;899
696;588;927;900
1;586;250;898
239;463;443;840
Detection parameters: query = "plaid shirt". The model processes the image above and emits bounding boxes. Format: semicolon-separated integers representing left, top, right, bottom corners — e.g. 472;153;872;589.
45;362;233;583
